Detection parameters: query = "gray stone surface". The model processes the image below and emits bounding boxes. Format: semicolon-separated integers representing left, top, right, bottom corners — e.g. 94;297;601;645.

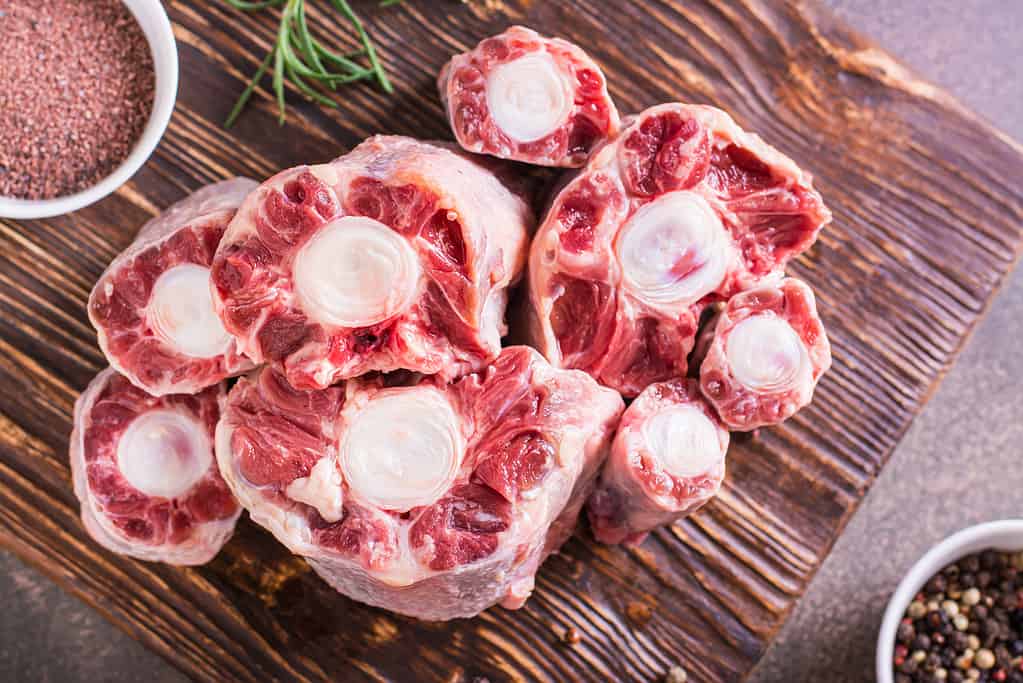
1;2;1020;682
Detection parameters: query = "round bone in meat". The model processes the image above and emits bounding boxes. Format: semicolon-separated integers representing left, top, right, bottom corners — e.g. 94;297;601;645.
69;368;240;565
211;136;532;391
700;277;832;431
215;346;624;620
88;178;258;396
527;103;831;397
587;379;728;545
438;25;620;167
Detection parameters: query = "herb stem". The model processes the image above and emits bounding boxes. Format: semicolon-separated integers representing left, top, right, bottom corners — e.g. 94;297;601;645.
224;49;274;128
223;0;395;126
329;0;393;93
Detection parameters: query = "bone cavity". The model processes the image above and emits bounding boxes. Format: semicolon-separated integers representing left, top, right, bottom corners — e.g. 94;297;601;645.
486;52;571;143
149;263;232;358
117;410;212;498
616;192;730;307
726;314;806;392
340;388;462;512
643;405;723;479
293;217;421;328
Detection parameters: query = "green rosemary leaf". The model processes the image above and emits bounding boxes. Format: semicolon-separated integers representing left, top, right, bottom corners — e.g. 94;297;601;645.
223;0;396;126
272;24;287;123
285;63;339;108
225;0;287;10
310;36;366;74
224;49;275;128
293;0;330;86
379;0;403;6
329;0;393;93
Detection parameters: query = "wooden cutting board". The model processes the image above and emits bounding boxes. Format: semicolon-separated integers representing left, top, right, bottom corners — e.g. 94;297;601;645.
1;1;1021;681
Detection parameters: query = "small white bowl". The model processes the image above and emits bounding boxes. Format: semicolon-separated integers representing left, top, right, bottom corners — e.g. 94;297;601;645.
877;519;1023;683
0;0;178;220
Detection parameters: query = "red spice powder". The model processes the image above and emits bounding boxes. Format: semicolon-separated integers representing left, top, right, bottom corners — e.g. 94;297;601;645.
0;0;156;200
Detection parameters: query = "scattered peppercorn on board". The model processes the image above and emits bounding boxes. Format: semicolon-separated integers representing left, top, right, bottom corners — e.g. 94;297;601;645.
1;1;1022;681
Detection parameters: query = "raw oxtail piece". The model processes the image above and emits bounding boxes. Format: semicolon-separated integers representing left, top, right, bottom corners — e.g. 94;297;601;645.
211;136;532;391
438;25;620;168
69;368;241;565
700;278;831;431
215;346;624;620
587;379;728;546
88;178;259;396
527;102;831;397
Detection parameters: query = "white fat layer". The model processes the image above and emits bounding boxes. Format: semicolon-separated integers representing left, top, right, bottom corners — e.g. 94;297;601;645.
148;264;232;358
117;410;211;498
616;192;730;307
486;52;571;143
293;217;421;328
643;405;722;478
340;387;461;512
286;456;344;523
726;314;807;392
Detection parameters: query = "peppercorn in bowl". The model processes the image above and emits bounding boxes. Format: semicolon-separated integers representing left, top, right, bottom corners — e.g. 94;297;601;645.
878;520;1023;683
0;0;177;219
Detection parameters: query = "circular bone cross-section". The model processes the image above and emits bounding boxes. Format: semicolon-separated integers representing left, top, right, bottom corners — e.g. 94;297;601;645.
643;404;724;479
615;191;732;309
117;409;213;499
149;264;233;359
340;387;462;512
725;314;808;393
486;53;571;143
293;216;422;328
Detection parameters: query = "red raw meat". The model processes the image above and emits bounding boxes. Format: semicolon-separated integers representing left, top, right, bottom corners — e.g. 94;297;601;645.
69;368;240;565
88;178;258;396
438;25;620;167
587;379;728;545
211;136;532;391
527;103;831;396
215;346;623;620
700;278;832;431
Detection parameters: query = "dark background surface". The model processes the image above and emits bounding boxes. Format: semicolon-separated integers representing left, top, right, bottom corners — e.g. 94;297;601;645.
1;1;1021;681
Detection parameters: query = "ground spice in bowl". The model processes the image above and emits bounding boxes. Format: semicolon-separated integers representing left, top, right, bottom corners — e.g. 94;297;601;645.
0;0;155;200
893;549;1023;683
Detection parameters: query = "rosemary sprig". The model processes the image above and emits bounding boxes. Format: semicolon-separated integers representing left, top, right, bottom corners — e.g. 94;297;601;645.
224;0;395;127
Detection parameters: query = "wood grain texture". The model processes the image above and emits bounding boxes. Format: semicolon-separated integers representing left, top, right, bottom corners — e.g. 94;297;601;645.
1;1;1022;681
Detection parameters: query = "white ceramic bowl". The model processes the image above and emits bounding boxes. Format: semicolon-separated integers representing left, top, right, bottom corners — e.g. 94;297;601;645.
0;0;178;220
877;519;1023;683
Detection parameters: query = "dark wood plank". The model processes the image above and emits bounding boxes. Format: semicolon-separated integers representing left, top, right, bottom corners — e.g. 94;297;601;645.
1;0;1022;681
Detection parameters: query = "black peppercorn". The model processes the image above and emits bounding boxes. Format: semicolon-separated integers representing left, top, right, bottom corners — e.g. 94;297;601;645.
898;622;916;643
978;571;993;588
981;550;999;570
924;652;942;672
928;611;948;630
975;605;990;621
894;674;912;683
948;672;965;683
961;573;978;588
928;574;949;594
964;555;981;573
1009;640;1023;656
914;634;932;651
